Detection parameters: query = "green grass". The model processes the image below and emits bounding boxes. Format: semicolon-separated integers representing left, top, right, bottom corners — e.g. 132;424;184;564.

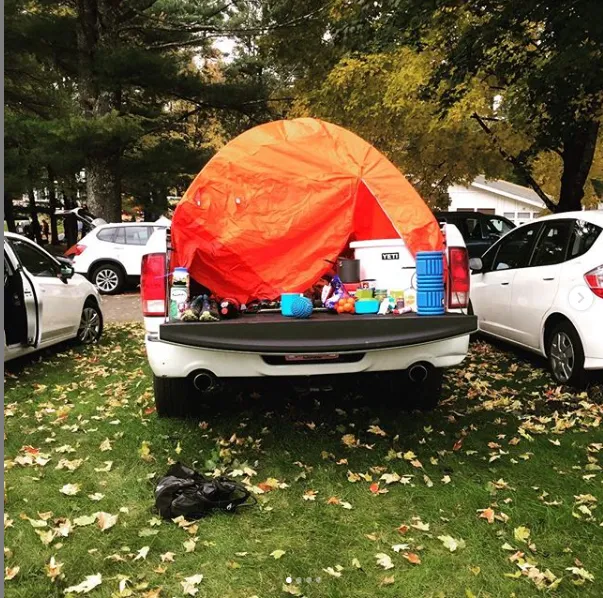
4;325;603;597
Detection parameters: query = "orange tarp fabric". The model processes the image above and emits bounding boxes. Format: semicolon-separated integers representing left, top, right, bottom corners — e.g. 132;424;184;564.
172;118;443;303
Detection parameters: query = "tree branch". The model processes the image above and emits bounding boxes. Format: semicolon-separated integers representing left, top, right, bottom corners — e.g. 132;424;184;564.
471;112;558;212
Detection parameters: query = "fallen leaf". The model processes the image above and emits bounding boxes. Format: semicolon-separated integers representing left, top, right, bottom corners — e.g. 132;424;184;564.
566;566;594;583
347;471;361;483
134;546;150;561
5;566;20;580
323;566;342;578
380;575;395;586
183;538;197;553
441;475;452;484
438;535;466;552
411;520;429;531
181;574;204;596
303;490;317;501
341;434;358;448
478;508;495;524
139;441;153;462
88;493;104;502
45;556;64;581
99;438;112;452
36;529;56;545
367;425;387;437
375;553;394;570
352;557;362;569
141;589;162;598
74;515;97;527
380;472;400;485
326;496;340;505
60;483;80;496
96;512;118;531
397;524;410;534
282;583;302;596
94;462;113;473
392;544;410;553
160;552;175;563
270;549;286;559
175;442;182;455
64;573;102;594
340;501;353;510
402;552;421;565
514;526;531;543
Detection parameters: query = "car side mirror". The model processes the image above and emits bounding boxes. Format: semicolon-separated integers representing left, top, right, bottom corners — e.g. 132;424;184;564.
469;257;483;272
60;264;75;282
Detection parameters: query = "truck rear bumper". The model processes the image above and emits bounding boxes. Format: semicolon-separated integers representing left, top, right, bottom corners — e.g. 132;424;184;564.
146;334;472;378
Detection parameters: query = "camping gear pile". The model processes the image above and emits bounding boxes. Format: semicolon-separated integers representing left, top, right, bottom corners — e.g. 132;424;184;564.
167;118;448;322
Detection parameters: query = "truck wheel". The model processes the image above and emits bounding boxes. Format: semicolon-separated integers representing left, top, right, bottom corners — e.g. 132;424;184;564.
153;375;192;417
403;367;444;411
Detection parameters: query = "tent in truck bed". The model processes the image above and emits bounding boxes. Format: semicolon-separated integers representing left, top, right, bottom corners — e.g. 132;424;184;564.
171;117;443;304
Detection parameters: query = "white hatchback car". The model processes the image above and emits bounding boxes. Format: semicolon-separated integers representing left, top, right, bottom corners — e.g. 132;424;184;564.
4;233;103;361
68;222;168;294
470;211;603;386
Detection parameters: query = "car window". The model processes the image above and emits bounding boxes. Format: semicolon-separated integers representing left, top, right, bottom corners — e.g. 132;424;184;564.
8;238;60;277
124;226;152;246
530;220;572;267
97;228;116;242
465;217;483;240
490;223;540;271
485;216;514;236
567;219;602;259
114;228;126;244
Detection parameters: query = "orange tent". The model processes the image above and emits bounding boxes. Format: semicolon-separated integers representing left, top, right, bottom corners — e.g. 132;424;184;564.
172;118;443;303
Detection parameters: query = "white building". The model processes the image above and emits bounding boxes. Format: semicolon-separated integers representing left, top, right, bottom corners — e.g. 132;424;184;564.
448;175;547;225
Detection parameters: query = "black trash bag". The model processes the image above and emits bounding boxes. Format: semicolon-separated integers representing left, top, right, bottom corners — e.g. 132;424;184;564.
155;462;256;520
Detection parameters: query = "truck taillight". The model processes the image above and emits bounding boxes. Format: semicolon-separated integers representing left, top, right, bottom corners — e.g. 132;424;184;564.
65;244;86;257
585;265;603;299
141;253;167;317
448;247;469;309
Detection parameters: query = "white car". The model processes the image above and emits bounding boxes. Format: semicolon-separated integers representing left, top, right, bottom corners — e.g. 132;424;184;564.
140;225;477;417
470;211;603;386
68;222;168;294
4;232;103;361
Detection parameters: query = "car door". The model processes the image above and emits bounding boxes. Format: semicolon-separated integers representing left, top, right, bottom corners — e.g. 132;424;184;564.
4;244;40;350
464;214;491;258
508;219;573;348
122;226;154;276
470;223;541;338
7;237;81;342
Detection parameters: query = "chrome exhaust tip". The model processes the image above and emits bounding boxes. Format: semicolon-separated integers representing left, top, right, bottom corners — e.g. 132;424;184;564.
193;371;216;392
408;363;429;383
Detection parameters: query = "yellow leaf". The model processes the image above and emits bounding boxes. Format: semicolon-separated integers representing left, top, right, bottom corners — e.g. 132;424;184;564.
160;552;175;563
5;566;20;580
375;553;394;570
181;574;203;596
139;441;153;462
514;526;531;543
64;573;102;594
270;549;286;559
45;556;63;581
59;483;80;496
341;434;358;448
99;438;112;452
380;575;395;586
438;535;466;552
367;425;387;437
183;538;197;553
134;546;150;561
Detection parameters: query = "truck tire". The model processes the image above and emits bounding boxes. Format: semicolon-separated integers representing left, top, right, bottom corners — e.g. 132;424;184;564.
153;375;192;418
403;368;444;411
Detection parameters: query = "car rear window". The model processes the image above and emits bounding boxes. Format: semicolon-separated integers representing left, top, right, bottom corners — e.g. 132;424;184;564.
567;220;602;259
97;228;116;242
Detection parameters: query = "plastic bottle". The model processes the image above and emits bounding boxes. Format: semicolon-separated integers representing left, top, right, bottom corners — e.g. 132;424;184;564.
219;297;241;319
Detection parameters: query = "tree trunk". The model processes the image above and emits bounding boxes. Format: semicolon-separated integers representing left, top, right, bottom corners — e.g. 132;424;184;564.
557;120;600;213
47;166;60;244
27;182;43;245
85;154;122;222
4;192;16;232
76;0;123;223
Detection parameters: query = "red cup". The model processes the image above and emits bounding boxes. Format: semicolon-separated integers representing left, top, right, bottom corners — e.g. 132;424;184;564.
343;282;360;296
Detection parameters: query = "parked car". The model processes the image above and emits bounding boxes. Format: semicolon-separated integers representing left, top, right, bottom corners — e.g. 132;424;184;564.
469;211;603;386
434;211;515;258
140;224;477;417
4;232;103;361
67;222;169;294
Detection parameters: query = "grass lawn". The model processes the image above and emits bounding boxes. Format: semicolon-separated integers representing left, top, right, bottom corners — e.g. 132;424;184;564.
4;324;602;597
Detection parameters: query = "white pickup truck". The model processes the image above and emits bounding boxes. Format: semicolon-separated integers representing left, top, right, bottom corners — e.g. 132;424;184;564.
141;225;477;416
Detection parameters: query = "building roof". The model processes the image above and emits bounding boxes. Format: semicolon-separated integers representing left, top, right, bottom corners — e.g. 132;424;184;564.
471;175;548;209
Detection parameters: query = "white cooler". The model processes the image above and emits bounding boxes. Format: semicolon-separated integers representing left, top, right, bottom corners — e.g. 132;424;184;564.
350;239;415;290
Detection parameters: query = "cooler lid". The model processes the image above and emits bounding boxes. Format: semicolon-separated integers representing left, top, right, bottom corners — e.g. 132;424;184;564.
350;239;407;249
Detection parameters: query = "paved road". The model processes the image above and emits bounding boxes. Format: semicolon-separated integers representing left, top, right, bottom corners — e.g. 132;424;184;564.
101;291;142;323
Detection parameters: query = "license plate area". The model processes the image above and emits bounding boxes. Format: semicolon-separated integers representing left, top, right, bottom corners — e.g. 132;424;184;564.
262;353;364;366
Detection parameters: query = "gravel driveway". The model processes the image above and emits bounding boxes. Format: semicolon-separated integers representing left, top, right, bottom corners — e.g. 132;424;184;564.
101;291;142;322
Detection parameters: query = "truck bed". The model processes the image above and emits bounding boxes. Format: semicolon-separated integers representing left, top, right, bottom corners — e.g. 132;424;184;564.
159;312;477;354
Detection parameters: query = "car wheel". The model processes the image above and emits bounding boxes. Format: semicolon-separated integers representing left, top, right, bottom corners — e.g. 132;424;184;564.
546;321;586;388
77;301;103;344
153;374;192;418
92;264;124;295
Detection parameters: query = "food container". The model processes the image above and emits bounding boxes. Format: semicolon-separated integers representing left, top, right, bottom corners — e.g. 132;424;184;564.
281;293;303;316
337;258;360;283
355;288;374;300
354;299;379;314
343;282;360;297
374;289;388;302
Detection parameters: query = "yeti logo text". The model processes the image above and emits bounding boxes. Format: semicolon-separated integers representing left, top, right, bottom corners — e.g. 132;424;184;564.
382;252;399;260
